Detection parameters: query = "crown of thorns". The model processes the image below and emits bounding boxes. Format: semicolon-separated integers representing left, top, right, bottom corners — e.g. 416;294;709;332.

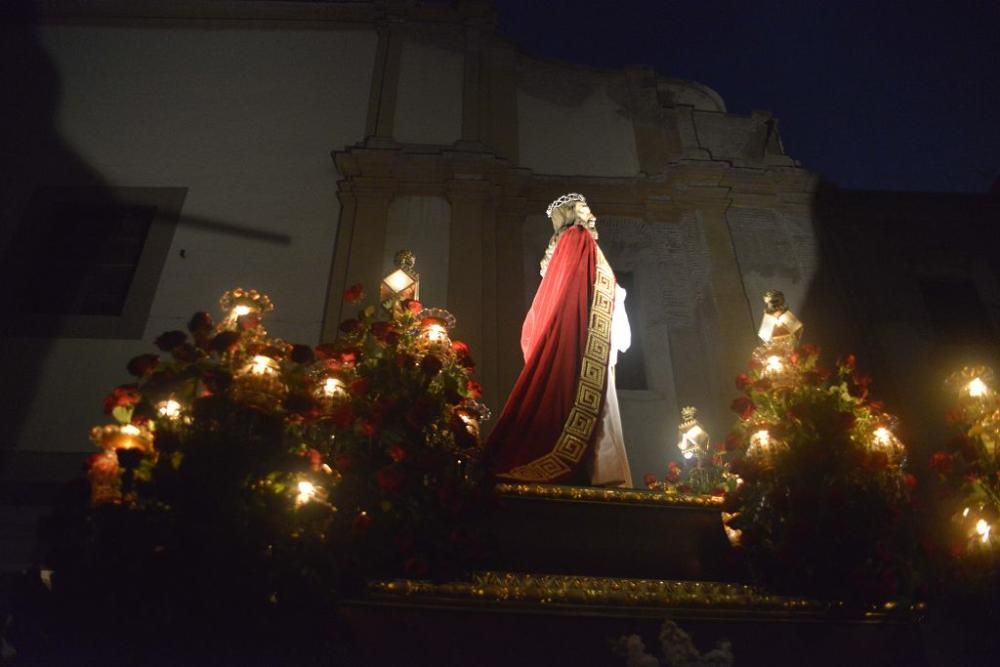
546;193;587;219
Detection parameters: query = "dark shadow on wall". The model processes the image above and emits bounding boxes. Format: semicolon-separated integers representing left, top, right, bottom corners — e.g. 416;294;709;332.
0;3;122;462
803;180;1000;481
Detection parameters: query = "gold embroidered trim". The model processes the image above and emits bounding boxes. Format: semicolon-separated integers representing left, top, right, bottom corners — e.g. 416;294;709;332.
501;247;616;482
494;483;725;507
368;572;923;615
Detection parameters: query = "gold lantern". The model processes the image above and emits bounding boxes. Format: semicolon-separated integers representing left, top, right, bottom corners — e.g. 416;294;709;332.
231;354;287;408
416;307;457;362
746;428;783;468
380;249;420;311
90;423;154;454
677;406;710;462
757;290;803;350
311;363;350;415
869;421;906;464
218;288;273;331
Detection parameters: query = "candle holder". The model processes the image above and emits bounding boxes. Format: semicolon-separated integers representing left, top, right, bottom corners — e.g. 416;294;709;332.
218;288;273;332
310;363;350;415
677;406;709;463
231;354;287;409
416;308;457;362
757;290;803;352
746;428;784;469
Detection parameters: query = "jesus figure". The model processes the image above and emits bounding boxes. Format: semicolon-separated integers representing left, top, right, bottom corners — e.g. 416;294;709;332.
485;193;633;487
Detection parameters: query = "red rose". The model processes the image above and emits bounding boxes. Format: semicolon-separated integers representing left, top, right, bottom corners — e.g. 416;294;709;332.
376;465;404;493
338;319;363;336
314;343;339;361
735;374;751;390
102;384;140;415
154;330;187;351
210;331;240;354
187;311;214;335
388;445;407;463
126;354;160;377
172;342;200;363
339;349;359;366
930;451;954;474
643;473;658;489
420;354;444;376
357;419;376;438
290;344;314;364
344;283;364;304
402;299;423;314
838;354;856;370
666;460;682;482
724;431;743;451
305;448;323;471
730;397;755;420
466;379;483;399
904;473;917;490
371;321;395;341
789;351;801;365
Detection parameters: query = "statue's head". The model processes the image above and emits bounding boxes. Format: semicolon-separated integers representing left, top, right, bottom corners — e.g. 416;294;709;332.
546;193;596;233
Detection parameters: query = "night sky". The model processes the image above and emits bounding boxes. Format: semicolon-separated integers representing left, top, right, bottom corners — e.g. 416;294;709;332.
493;0;998;193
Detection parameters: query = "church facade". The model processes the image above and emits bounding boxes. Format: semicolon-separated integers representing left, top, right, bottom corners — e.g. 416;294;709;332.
1;0;996;530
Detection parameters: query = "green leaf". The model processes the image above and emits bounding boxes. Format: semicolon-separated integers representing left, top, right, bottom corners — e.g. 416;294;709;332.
111;405;134;425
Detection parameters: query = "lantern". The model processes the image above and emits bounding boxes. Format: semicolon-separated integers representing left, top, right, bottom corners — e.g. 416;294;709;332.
380;249;419;311
757;290;803;350
677;406;710;462
416;307;457;361
746;428;783;468
869;422;906;464
231;354;287;407
218;288;274;331
90;423;154;454
311;364;350;415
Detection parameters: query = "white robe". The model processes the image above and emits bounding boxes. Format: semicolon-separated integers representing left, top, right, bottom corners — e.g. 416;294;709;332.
589;284;633;487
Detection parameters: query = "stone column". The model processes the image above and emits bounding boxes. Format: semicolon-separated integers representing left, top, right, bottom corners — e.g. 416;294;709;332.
321;180;395;341
445;179;497;410
492;194;528;419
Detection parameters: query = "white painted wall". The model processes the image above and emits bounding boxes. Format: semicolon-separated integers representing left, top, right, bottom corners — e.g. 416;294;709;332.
8;25;376;453
394;40;464;145
517;84;640;177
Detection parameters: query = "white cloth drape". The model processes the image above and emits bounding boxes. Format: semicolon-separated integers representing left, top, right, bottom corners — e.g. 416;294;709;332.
590;285;633;487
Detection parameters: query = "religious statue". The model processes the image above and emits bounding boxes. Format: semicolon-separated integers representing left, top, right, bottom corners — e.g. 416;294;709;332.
485;193;633;486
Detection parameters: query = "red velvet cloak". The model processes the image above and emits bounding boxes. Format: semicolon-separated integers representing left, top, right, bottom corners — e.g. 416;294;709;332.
485;225;615;484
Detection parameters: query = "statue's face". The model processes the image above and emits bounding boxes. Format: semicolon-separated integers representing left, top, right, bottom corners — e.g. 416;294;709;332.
573;201;596;225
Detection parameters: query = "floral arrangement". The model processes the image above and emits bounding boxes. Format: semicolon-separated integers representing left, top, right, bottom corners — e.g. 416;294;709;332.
643;445;740;498
13;285;492;659
927;366;1000;598
721;342;917;602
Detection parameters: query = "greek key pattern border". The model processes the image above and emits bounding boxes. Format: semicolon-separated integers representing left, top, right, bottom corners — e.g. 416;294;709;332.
503;247;616;482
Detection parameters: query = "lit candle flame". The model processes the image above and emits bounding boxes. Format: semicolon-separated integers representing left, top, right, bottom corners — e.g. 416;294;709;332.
425;323;447;342
121;424;141;436
963;506;970;518
158;399;182;420
322;377;345;398
873;427;892;446
765;355;783;374
234;305;252;317
751;429;771;448
296;480;318;506
976;519;991;544
968;377;989;398
251;355;274;375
